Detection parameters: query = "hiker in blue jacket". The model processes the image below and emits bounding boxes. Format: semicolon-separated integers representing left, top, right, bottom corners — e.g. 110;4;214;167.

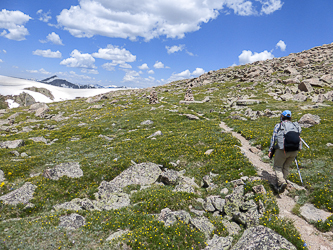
268;110;302;193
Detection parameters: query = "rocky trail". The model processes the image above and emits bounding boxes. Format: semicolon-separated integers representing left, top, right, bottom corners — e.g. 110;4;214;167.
219;121;333;250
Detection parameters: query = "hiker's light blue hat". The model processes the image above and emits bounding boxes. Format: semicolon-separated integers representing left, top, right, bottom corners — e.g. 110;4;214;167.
282;110;292;117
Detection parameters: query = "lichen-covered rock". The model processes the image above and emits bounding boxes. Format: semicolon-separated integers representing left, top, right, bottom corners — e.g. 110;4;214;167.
174;210;191;224
0;169;4;182
53;198;98;211
94;192;130;210
190;217;215;238
240;199;257;212
140;120;154;125
106;230;129;241
158;169;180;185
59;213;85;230
43;162;83;180
158;208;177;226
299;113;321;128
252;185;266;194
224;185;244;216
0;182;36;205
293;93;308;102
96;162;162;197
231;225;296;250
298;81;314;92
232;209;260;228
204;235;233;250
173;183;195;193
203;196;225;213
0;139;24;149
184;88;194;101
300;203;332;223
29;136;48;144
222;220;241;236
149;90;159;104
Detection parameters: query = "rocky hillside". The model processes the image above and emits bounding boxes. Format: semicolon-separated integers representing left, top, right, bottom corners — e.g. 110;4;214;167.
0;43;332;249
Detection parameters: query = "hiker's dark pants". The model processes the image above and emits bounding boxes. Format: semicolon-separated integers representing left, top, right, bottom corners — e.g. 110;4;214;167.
273;149;298;186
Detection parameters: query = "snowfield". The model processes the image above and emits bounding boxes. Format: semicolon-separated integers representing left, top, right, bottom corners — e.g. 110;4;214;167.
0;75;127;108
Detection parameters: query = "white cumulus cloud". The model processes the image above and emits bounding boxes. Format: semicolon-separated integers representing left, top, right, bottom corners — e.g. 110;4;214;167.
40;32;64;45
123;70;141;82
148;70;154;74
166;44;185;54
26;68;51;75
36;9;52;22
81;68;99;74
33;49;62;58
138;63;149;70
102;62;116;71
60;49;96;68
92;45;136;67
0;9;31;41
238;50;274;64
0;59;3;63
168;68;205;82
154;61;165;69
276;40;286;51
56;0;283;41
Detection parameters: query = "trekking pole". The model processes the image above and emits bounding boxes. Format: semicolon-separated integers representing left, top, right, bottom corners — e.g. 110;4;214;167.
295;157;304;186
300;138;310;149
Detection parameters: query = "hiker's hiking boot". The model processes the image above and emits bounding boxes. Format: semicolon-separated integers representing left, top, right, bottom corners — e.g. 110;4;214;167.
278;183;288;194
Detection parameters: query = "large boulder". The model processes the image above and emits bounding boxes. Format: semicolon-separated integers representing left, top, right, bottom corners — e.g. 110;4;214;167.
300;203;332;223
59;213;86;230
43;162;83;180
96;162;162;197
231;226;296;250
298;82;313;93
320;74;333;84
29;103;49;118
298;114;320;128
0;139;24;149
204;235;233;250
190;217;215;238
0;182;36;205
302;78;325;87
293;93;307;102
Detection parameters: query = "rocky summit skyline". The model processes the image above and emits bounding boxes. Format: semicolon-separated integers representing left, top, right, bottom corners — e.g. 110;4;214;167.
1;1;333;88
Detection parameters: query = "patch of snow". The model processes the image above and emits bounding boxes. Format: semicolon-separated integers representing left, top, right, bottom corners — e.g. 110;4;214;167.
0;75;128;106
5;99;20;109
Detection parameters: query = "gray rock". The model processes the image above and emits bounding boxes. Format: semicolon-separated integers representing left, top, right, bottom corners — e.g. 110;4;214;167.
0;139;24;149
252;185;266;194
236;99;260;106
233;209;260;228
93;192;130;210
10;150;20;157
190;217;215;238
43;162;83;180
149;90;159;104
98;134;114;141
173;183;195;193
204;235;233;250
293;93;308;102
231;225;296;250
222;220;241;236
158;169;180;185
184;114;200;120
300;203;332;223
148;130;162;138
224;186;244;216
303;78;325;87
298;81;314;92
59;213;86;230
298;114;320;128
283;78;300;85
54;198;98;211
320;74;333;84
258;200;265;216
204;149;214;155
174;210;191;224
284;67;299;75
96;162;162;197
106;230;129;241
0;169;4;182
230;179;244;186
158;208;177;226
220;188;229;195
29;136;48;144
30;103;49;118
0;182;37;205
240;200;257;212
21;152;28;157
140;120;154;125
280;93;294;101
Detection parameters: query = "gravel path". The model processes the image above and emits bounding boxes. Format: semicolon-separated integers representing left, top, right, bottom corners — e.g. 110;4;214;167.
219;121;333;250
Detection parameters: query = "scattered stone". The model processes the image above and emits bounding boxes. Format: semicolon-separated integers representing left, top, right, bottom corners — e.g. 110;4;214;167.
204;235;233;250
148;131;162;138
298;81;314;92
300;203;332;223
141;120;154;125
10;150;20;157
221;188;229;195
21;152;28;157
29;103;49;118
96;162;162;197
184;88;195;101
59;213;86;230
149;90;159;104
0;182;37;205
326;143;333;147
298;113;321;128
106;230;129;242
29;136;48;144
231;225;297;250
303;78;325;87
158;169;180;185
98;134;114;141
222;220;241;236
293;93;308;102
230;179;244;186
184;114;200;120
204;149;214;155
43;162;83;180
0;169;4;182
54;198;97;211
23;202;35;210
236;99;261;106
0;139;24;149
190;217;215;238
158;208;177;226
320;74;333;84
252;185;266;194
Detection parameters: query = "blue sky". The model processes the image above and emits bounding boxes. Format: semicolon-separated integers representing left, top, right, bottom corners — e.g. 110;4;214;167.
0;0;332;88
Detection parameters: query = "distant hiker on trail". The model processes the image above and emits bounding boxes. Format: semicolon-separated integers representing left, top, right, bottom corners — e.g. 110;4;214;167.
268;110;302;193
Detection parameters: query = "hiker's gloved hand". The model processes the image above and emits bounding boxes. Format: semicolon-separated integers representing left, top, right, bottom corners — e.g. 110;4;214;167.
268;151;272;159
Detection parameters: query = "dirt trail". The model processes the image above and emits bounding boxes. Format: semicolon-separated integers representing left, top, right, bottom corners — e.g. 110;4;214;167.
219;121;333;250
